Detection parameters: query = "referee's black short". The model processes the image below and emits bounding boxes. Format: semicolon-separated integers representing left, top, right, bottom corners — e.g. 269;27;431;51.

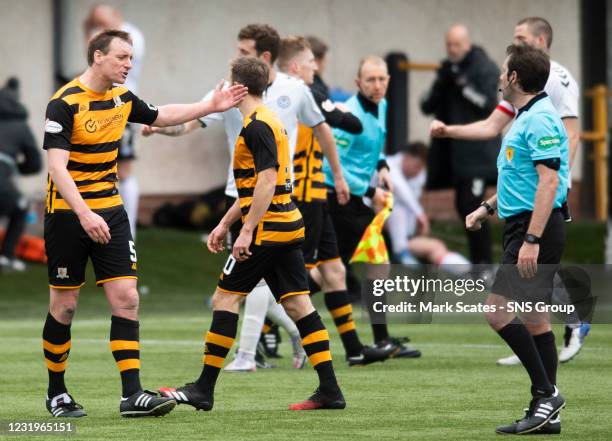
326;189;375;264
491;208;565;303
294;199;340;268
45;206;137;289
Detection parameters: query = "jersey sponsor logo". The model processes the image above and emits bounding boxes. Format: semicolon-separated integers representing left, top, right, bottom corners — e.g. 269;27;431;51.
505;147;514;162
45;119;63;134
335;135;351;148
277;95;291;109
321;99;335;112
85;119;98;133
56;267;69;279
538;136;560;148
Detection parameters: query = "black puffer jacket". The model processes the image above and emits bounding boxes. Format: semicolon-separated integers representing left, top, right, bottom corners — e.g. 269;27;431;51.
0;83;41;194
421;45;500;189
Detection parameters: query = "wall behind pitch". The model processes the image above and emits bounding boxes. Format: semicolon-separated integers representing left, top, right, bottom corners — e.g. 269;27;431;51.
8;0;581;197
0;0;54;199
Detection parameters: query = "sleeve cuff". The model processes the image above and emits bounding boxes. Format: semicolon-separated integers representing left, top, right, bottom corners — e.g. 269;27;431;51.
376;159;389;171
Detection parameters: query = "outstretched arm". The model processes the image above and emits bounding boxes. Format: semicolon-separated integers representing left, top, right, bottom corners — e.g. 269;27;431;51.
431;108;512;141
152;81;247;127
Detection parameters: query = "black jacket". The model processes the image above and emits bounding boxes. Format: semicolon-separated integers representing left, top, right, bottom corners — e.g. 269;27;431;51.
0;87;41;193
421;45;500;188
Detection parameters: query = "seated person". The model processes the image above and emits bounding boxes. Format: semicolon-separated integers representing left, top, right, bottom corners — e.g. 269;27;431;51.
386;142;470;276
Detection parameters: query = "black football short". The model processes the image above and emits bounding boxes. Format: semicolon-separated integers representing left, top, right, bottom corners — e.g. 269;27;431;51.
217;242;309;302
491;209;565;303
45;206;137;288
118;123;136;161
295;200;340;268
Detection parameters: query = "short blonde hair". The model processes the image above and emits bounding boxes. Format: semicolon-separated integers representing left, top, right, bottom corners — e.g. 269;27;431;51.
277;36;311;72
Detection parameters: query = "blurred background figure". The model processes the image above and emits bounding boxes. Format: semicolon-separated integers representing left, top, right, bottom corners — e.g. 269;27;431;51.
307;35;351;103
386;141;470;275
84;3;145;240
0;77;42;272
421;24;500;265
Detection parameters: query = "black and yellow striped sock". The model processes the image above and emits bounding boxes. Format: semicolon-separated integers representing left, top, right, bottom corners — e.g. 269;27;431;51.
110;315;142;397
196;310;238;393
324;291;364;357
43;312;71;397
296;311;339;394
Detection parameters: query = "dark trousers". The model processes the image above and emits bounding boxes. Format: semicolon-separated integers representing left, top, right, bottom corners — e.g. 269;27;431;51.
327;191;375;300
455;178;493;264
0;188;27;259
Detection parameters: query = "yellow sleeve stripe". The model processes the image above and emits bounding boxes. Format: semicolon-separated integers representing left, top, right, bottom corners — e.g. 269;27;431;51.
43;340;71;354
330;304;353;319
45;359;67;372
337;321;356;334
308;351;332;367
110;340;140;352
116;359;141;372
203;354;225;368
301;329;329;346
205;332;235;349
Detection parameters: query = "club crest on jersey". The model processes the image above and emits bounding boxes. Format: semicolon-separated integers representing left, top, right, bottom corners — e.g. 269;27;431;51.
506;147;514;162
56;267;69;279
277;95;291;109
112;95;125;108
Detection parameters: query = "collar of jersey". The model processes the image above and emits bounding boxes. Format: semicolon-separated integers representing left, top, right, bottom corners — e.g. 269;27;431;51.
357;92;378;117
517;92;548;117
75;77;110;98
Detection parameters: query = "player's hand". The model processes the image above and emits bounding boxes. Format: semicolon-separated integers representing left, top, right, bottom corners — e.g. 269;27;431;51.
335;102;350;113
141;125;158;137
334;175;350;205
430;120;448;138
378;167;394;193
78;210;111;244
233;230;253;262
207;223;229;254
517;242;539;279
372;188;388;213
416;213;430;236
209;80;249;112
465;206;488;231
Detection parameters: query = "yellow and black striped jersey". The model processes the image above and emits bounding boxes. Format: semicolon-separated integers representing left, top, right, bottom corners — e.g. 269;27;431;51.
233;105;304;246
43;78;158;213
292;123;326;202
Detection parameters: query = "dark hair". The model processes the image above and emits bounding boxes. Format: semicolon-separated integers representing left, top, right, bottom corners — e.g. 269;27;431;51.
306;36;328;60
505;44;550;94
87;29;132;66
400;141;428;161
277;36;311;71
238;24;280;63
517;17;553;49
231;57;269;97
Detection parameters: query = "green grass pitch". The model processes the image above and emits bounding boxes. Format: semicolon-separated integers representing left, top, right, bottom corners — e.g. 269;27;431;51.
1;225;610;440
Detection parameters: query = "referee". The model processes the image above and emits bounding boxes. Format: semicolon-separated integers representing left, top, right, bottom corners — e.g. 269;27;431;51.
466;44;568;434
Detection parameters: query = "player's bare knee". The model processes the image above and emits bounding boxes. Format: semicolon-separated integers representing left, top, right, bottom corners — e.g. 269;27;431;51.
282;294;314;321
211;290;241;311
322;260;346;290
111;287;140;312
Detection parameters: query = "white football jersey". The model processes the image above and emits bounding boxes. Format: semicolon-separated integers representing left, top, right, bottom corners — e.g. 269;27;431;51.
497;60;579;119
199;71;324;198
